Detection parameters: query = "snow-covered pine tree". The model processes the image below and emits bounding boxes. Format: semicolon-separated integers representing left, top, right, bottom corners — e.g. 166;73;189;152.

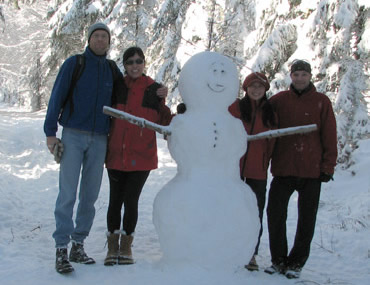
146;0;193;110
335;61;369;168
308;0;370;169
0;0;48;109
28;56;42;112
0;5;5;32
219;0;255;61
107;0;154;60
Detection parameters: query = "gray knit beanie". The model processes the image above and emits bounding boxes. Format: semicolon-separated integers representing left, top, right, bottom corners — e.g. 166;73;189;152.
88;22;110;43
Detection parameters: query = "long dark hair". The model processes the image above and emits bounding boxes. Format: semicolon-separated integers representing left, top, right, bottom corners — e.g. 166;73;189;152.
239;95;276;128
122;46;145;64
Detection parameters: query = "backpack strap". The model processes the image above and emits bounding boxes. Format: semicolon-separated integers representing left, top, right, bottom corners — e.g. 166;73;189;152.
107;59;120;82
60;54;85;117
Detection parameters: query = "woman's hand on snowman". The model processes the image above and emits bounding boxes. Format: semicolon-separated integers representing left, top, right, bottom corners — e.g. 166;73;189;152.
156;85;168;99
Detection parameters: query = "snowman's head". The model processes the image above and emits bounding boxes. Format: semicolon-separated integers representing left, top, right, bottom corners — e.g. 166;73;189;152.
178;51;239;112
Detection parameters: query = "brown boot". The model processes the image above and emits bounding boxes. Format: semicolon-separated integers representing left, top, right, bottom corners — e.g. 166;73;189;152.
104;232;120;266
118;234;134;265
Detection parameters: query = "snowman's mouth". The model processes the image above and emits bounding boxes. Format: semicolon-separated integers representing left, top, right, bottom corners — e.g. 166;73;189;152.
207;83;225;93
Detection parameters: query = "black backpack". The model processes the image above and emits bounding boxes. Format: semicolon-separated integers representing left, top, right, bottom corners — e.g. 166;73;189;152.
60;54;120;117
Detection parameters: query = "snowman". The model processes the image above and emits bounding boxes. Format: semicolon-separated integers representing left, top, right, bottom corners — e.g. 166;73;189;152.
152;51;259;270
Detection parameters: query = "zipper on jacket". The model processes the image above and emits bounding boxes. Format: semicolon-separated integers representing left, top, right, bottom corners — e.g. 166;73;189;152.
92;58;101;133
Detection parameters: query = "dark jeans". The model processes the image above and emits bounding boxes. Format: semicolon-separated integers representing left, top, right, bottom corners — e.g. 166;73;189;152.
107;169;150;235
244;178;267;256
267;176;321;268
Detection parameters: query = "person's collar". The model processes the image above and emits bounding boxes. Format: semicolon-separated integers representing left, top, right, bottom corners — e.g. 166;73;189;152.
290;82;314;96
124;73;147;87
251;98;265;110
86;46;107;58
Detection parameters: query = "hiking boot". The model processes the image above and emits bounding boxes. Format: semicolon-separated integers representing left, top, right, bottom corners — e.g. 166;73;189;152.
69;241;95;264
118;234;135;265
285;265;302;279
104;232;120;266
55;248;74;274
264;262;286;275
245;255;259;271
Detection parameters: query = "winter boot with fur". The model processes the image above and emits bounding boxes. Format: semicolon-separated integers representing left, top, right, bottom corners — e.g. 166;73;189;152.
69;241;95;264
55;248;74;274
118;234;135;265
104;231;120;266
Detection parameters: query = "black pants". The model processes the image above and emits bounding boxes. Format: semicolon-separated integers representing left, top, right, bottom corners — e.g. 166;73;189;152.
107;169;150;235
244;178;267;256
267;176;321;268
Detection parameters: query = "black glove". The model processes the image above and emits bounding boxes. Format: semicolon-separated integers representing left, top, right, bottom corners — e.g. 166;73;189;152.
177;103;186;114
319;172;333;183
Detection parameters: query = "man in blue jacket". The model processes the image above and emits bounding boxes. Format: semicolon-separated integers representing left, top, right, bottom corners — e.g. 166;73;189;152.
44;22;121;274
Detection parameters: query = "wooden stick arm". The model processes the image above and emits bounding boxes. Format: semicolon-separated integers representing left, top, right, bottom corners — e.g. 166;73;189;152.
103;106;317;141
247;124;317;141
103;106;172;136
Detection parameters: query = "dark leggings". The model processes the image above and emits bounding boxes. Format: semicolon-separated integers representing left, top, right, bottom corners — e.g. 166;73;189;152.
244;178;267;256
107;169;150;235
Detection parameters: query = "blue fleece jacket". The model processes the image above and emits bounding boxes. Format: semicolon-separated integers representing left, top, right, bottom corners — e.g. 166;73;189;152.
44;47;119;137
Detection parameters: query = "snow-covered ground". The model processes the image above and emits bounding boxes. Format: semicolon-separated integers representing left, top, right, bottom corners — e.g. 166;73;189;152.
0;103;369;285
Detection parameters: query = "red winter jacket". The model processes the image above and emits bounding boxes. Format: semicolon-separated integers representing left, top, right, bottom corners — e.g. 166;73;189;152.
269;84;337;178
229;99;276;180
105;75;172;171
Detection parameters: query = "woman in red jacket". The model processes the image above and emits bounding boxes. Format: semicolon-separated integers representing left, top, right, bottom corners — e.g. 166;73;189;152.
104;47;172;266
229;72;277;271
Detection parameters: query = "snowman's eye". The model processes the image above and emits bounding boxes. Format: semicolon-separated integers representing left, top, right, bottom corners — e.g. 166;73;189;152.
213;69;217;73
221;70;225;73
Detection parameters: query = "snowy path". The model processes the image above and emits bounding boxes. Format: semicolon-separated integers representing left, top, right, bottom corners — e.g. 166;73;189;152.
0;105;369;285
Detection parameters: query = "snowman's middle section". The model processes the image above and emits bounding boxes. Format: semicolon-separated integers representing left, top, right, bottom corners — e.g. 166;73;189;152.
167;112;246;179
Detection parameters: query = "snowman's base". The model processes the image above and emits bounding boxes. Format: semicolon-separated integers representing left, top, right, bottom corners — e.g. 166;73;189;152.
153;176;260;270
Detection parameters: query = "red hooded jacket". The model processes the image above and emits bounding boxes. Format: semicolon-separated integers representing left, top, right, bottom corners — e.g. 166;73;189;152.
105;75;172;171
229;99;276;180
269;84;337;178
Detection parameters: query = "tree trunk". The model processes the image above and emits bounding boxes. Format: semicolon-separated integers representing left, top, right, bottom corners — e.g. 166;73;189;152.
13;0;20;10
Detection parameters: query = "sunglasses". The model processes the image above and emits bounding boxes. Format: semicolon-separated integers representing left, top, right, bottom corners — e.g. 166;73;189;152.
125;59;144;65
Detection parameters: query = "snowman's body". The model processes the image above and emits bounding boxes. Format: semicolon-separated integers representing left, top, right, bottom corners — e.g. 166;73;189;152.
153;52;259;269
170;112;244;177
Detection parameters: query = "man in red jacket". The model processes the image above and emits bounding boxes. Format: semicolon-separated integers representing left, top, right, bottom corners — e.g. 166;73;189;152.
265;60;337;279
